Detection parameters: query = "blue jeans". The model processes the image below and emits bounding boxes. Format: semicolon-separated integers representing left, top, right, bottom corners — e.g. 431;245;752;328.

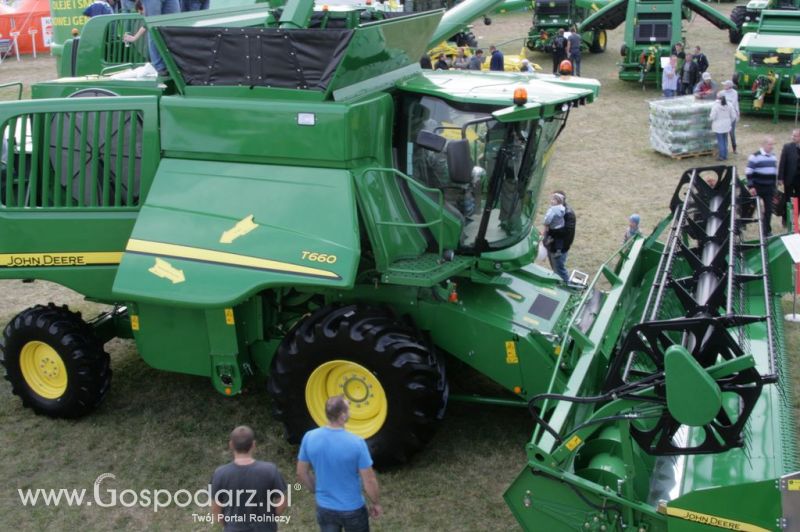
317;506;369;532
716;132;728;160
548;250;569;282
729;120;737;152
142;0;181;72
569;53;581;76
663;89;675;98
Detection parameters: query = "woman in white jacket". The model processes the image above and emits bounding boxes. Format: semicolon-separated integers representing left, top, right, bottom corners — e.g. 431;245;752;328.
709;91;737;161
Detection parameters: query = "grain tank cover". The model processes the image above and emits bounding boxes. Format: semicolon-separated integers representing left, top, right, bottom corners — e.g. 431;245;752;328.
159;27;354;90
153;10;443;100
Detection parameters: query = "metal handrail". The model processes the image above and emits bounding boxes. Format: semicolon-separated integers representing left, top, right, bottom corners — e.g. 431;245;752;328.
356;166;447;259
0;82;23;101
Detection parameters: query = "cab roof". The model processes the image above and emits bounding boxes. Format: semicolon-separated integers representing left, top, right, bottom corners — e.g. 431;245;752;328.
397;71;600;119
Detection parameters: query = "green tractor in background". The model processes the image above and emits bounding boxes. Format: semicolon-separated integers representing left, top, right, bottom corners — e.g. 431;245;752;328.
526;0;610;55
579;0;735;85
729;0;800;43
733;9;800;122
1;0;800;529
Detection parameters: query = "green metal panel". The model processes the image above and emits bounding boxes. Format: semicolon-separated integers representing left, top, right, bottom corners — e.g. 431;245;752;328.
0;96;160;301
158;93;392;165
132;303;212;376
31;80;165;100
112;159;360;308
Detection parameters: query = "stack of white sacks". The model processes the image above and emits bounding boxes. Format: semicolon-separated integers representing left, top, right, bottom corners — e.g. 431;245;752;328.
649;96;716;156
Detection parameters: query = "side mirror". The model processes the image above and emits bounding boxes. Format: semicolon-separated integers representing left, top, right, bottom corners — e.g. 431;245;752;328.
446;139;473;184
416;130;447;153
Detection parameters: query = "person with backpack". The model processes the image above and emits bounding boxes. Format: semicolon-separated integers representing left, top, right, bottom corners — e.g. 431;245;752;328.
552;29;568;75
542;191;575;283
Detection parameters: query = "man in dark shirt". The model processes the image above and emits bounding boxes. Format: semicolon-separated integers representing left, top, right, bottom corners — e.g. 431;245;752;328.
489;45;504;71
434;54;449;70
566;26;582;76
693;45;709;73
211;426;288;532
671;42;686;92
778;128;800;223
681;53;699;95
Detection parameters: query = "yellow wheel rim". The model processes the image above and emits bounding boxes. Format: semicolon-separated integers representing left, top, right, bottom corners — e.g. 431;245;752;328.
599;31;607;48
19;341;67;399
305;360;388;439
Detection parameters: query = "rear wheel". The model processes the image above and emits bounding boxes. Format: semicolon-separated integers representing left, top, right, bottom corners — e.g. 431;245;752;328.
729;6;746;44
1;304;111;417
590;30;607;53
267;305;448;466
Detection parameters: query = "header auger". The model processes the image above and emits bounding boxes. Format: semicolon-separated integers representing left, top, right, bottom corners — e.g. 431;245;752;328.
506;166;799;530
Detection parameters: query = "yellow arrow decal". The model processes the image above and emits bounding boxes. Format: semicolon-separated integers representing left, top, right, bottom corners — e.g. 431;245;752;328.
148;258;185;284
127;239;340;280
220;215;258;244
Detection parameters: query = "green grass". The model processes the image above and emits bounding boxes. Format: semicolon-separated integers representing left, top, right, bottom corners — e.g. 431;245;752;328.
1;5;800;531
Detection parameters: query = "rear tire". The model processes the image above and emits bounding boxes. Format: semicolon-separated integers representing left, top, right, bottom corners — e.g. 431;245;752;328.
1;304;111;418
590;30;607;53
267;304;448;467
729;6;746;44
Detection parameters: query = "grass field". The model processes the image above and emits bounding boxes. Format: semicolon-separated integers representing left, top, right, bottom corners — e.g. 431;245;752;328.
0;4;799;531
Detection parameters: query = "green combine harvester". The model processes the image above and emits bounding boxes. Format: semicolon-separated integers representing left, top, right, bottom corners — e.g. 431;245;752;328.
579;0;735;85
733;10;800;122
526;0;610;55
0;0;798;529
729;0;800;44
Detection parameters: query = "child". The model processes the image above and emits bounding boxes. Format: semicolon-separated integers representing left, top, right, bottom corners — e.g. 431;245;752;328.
623;213;640;243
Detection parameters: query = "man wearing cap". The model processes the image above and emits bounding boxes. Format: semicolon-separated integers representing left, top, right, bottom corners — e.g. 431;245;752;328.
693;72;718;100
720;80;740;153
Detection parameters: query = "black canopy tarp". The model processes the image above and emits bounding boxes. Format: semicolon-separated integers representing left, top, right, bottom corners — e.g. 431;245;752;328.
158;26;354;90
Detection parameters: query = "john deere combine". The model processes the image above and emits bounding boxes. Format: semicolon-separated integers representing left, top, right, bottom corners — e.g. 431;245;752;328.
733;10;800;122
1;0;798;528
729;0;800;44
525;0;609;55
579;0;735;85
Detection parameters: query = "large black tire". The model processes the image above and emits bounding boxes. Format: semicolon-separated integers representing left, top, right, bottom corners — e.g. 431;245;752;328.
267;305;448;467
729;6;746;44
590;30;607;53
1;304;111;418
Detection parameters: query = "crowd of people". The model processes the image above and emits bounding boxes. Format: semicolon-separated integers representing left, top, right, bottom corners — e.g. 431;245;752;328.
84;0;208;18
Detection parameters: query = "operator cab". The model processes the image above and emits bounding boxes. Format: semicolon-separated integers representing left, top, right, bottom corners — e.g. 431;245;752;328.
397;93;558;254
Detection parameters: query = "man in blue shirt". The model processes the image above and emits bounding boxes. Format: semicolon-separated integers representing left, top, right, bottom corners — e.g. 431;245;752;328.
489;45;504;71
297;396;382;532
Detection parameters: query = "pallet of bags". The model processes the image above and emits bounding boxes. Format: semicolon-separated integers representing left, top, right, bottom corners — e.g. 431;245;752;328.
649;96;716;158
